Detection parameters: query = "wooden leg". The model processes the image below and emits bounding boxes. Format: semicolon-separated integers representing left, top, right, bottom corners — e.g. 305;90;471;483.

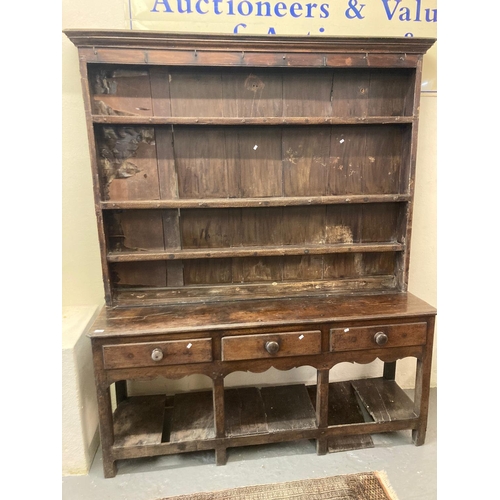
212;375;226;465
115;380;128;406
412;317;435;446
315;369;329;455
383;361;396;380
215;445;227;466
96;382;117;478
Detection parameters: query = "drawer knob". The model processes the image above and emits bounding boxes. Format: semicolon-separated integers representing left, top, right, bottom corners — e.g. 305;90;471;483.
374;332;388;346
265;341;280;354
151;348;164;361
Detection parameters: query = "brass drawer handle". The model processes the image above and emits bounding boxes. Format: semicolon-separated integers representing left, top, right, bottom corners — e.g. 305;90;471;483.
265;341;280;354
374;332;388;346
151;348;164;361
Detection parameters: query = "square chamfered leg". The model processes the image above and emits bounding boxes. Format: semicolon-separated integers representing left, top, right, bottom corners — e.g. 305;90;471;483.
412;317;435;446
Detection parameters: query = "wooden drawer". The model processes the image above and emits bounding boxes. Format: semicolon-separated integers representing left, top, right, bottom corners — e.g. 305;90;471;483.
330;322;427;352
221;330;322;361
102;338;212;369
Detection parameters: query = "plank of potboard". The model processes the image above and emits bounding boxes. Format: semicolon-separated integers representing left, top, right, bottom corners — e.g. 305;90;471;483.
260;385;317;432
351;378;416;422
225;387;268;437
170;390;216;442
326;382;375;451
113;395;166;447
306;383;374;452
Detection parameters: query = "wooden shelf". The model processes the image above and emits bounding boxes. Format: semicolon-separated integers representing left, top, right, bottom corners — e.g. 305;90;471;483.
107;242;404;263
92;115;415;126
351;377;416;422
101;194;410;210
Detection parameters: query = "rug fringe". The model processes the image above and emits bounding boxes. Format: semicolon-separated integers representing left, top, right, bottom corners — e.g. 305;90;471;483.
374;471;400;500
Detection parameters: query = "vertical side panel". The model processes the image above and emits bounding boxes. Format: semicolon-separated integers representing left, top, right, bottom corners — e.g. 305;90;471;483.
78;58;113;303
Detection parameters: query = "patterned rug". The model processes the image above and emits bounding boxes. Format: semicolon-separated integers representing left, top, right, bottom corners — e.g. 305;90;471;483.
160;471;398;499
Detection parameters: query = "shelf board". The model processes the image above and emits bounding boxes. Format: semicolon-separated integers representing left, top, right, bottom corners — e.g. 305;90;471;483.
307;381;374;452
92;115;415;126
113;395;166;448
170;390;215;442
107;242;404;263
101;194;410;210
351;377;416;422
112;276;398;306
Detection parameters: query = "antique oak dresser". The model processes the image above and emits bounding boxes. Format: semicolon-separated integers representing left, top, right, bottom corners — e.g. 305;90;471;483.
65;30;436;478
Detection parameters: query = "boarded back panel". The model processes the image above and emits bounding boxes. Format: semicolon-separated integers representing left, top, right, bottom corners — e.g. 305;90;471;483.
175;127;229;198
362;126;403;194
114;395;166;447
361;203;400;243
228;127;283;197
325;205;361;244
331;70;370;117
282;127;330;197
180;208;232;249
235;207;283;247
327;126;364;195
283;70;333;117
366;69;413;117
183;259;232;285
98;126;160;201
170;390;216;442
111;261;167;287
105;210;165;252
89;66;152;116
222;68;283;117
283;255;324;281
231;257;283;283
169;68;223;117
283;206;325;246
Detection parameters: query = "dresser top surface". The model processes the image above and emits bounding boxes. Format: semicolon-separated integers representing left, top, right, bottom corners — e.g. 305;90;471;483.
89;292;436;338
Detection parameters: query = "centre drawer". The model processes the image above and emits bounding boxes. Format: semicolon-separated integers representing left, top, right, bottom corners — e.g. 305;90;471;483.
102;338;212;369
330;322;427;352
221;330;322;361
